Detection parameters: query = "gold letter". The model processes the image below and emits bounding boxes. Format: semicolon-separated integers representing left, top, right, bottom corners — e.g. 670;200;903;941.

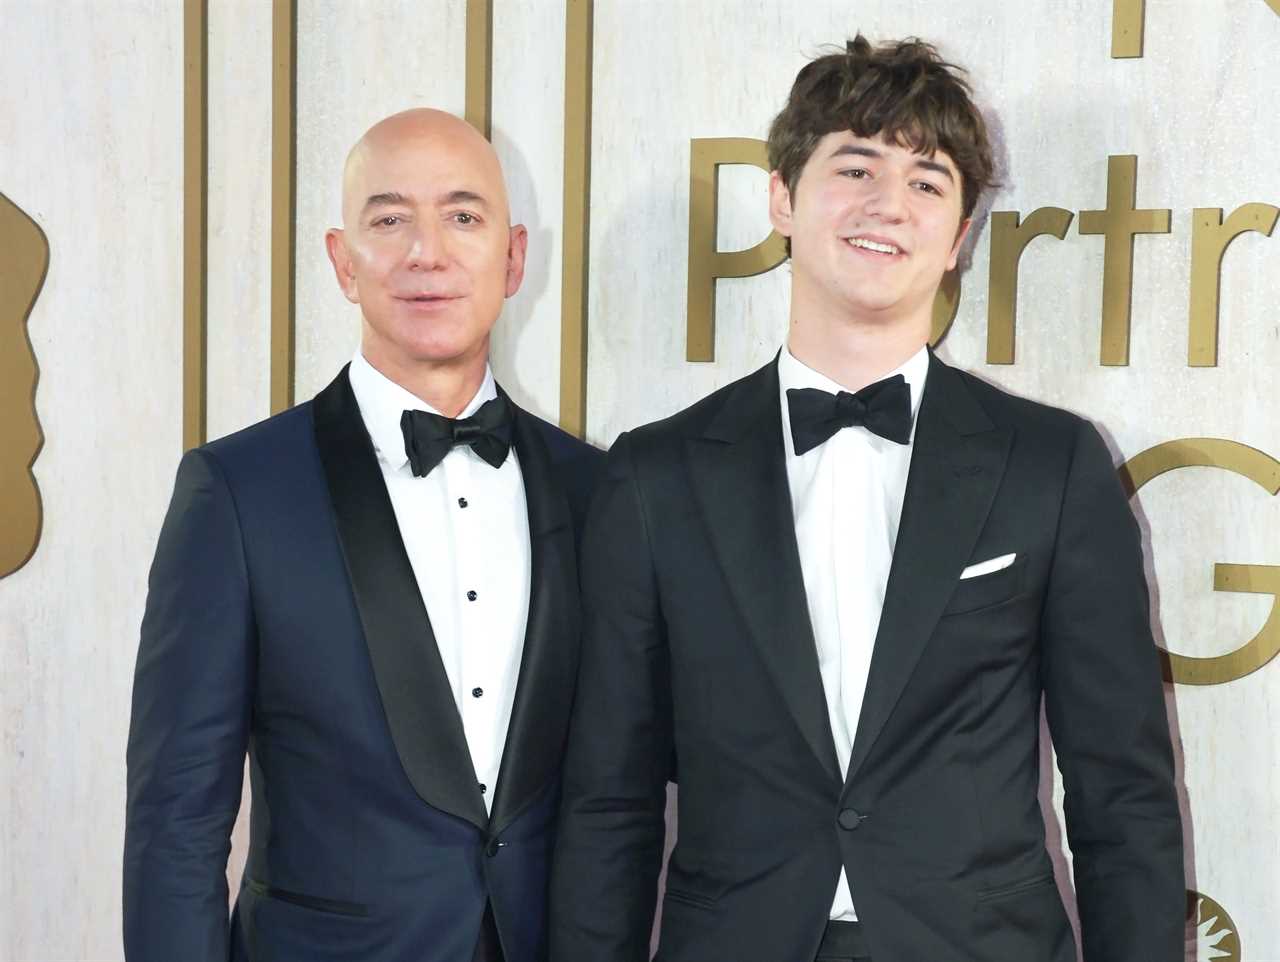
0;191;49;579
1188;204;1278;367
686;138;787;362
1119;438;1280;685
1078;155;1171;366
985;208;1074;364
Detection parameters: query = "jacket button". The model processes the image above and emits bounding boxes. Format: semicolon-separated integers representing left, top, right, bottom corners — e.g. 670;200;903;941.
838;808;864;831
485;838;503;857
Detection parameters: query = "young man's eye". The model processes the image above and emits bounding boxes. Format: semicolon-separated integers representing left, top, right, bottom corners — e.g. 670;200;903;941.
914;181;942;195
840;168;869;179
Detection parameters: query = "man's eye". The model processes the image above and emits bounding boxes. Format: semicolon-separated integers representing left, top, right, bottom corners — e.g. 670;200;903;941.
913;182;941;195
373;215;401;227
840;168;869;179
453;212;477;225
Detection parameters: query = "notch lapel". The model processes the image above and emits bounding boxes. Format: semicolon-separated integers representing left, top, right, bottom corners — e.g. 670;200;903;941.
313;367;488;830
687;362;842;785
844;355;1012;786
489;401;578;835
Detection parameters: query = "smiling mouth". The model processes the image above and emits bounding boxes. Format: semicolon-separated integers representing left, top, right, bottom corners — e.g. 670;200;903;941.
847;237;904;256
399;294;459;303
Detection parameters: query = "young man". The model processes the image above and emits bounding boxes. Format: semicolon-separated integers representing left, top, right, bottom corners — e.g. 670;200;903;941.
125;109;601;962
551;37;1183;962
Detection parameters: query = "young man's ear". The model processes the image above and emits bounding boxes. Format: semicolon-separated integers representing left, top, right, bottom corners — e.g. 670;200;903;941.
768;170;795;240
947;218;973;271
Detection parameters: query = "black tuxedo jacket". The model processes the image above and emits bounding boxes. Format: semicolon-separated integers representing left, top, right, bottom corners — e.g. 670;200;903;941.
550;353;1183;962
124;367;602;962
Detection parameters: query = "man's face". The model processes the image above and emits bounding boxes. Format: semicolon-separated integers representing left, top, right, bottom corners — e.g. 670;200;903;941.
326;117;526;375
769;130;970;329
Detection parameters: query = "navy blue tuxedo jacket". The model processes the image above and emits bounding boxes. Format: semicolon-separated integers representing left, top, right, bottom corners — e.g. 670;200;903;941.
124;366;602;962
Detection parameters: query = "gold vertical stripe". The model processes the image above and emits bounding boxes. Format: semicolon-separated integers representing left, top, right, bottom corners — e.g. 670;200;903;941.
183;0;208;450
271;0;297;414
465;0;493;138
1111;0;1145;58
560;0;593;438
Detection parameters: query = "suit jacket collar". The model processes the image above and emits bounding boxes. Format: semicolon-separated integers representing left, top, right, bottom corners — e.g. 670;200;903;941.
689;351;1010;788
843;352;1010;785
690;358;843;784
313;366;577;833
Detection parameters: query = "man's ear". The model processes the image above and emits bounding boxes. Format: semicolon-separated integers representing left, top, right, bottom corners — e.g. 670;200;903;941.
768;170;794;240
504;224;529;298
325;228;360;304
947;218;973;271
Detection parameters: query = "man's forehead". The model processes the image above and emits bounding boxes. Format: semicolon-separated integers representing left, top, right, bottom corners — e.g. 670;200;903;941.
344;136;506;215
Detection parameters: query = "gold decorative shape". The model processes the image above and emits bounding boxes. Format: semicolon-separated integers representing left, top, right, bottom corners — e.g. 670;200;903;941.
985;207;1074;364
1186;891;1241;961
184;0;208;450
1266;0;1280;15
465;0;493;138
1111;0;1145;58
1187;204;1278;367
928;269;962;346
1119;438;1280;686
0;191;50;579
686;138;787;363
559;0;592;438
1078;155;1170;366
271;0;297;414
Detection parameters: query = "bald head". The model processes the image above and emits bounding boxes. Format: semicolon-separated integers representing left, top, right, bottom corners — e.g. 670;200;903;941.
324;108;528;406
341;108;511;229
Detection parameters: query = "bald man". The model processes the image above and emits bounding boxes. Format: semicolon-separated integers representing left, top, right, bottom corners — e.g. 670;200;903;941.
124;109;602;962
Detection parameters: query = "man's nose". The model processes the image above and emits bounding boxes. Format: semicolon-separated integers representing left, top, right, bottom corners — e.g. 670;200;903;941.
405;218;449;271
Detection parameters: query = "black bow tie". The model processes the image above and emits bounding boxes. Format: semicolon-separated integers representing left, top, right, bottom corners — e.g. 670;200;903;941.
787;374;913;454
400;395;513;478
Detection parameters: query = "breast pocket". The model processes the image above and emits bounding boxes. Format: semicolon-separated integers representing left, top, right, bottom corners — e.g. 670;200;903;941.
941;557;1027;616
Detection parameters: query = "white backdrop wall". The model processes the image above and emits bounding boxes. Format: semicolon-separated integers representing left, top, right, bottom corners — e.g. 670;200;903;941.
1;0;1277;959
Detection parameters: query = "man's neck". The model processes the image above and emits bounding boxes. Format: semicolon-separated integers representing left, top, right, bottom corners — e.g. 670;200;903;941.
786;304;929;394
360;345;489;418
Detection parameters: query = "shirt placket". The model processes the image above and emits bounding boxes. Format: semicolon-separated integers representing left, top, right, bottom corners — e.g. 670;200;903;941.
444;449;494;807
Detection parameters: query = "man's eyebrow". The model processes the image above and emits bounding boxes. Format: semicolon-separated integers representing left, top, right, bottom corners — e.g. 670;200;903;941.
440;189;490;209
362;191;410;214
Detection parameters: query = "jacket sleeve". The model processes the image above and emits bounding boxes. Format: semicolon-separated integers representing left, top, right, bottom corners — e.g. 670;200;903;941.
1040;420;1185;962
550;431;673;962
123;449;255;962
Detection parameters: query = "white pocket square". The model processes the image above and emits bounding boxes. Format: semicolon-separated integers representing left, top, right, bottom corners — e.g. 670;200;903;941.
960;553;1017;580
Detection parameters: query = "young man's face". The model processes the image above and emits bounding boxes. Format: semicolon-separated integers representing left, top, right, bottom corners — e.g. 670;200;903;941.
770;130;970;331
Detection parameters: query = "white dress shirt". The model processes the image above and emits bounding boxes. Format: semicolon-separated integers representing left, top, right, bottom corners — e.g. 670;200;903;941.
348;352;531;812
777;344;929;921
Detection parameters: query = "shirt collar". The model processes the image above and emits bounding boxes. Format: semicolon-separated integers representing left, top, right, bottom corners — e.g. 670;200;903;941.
348;351;499;471
777;342;930;450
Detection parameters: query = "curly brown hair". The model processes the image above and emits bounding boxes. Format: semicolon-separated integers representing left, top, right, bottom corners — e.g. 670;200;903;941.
768;35;995;225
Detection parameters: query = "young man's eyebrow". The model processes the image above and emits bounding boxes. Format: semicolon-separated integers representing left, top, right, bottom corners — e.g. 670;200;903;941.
829;144;882;161
827;143;955;182
912;157;955;182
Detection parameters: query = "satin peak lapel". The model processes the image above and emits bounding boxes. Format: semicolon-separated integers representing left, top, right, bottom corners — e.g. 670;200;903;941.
845;356;1011;785
489;400;577;835
313;366;488;830
687;361;841;785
